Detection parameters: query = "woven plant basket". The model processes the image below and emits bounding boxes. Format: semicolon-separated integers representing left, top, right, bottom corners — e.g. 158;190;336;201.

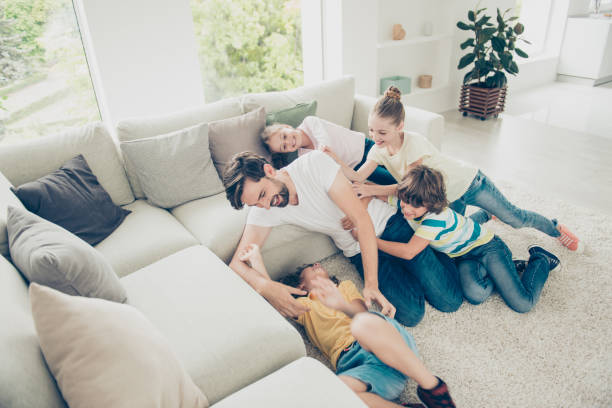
459;84;507;120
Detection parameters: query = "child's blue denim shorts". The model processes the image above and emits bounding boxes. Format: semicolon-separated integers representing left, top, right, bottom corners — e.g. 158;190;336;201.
335;311;419;401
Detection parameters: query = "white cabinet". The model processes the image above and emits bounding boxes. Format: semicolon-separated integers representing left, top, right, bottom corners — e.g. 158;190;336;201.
558;16;612;85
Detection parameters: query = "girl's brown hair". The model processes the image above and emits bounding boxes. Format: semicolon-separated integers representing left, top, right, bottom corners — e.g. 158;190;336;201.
397;165;448;214
373;85;405;126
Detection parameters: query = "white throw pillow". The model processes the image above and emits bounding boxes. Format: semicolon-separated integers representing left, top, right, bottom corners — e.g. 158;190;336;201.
121;122;223;208
29;283;209;408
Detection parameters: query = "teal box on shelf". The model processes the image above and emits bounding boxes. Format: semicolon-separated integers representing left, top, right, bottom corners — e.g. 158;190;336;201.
380;76;411;95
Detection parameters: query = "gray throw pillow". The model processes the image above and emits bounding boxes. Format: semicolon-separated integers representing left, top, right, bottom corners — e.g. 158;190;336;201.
208;106;270;178
6;206;127;303
120;122;223;209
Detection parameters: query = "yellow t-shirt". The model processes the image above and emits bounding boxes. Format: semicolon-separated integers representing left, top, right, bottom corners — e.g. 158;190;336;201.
367;132;478;202
296;280;364;370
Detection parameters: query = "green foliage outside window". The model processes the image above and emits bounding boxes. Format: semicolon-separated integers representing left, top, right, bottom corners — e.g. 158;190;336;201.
191;0;303;102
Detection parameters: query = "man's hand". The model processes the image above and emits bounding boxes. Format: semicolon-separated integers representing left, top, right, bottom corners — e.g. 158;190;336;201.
259;280;309;319
310;277;347;312
362;286;396;318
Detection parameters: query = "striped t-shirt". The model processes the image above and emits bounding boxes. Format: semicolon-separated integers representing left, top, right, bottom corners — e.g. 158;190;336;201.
406;207;493;257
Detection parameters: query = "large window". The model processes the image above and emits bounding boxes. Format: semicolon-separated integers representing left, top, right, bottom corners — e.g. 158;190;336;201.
0;0;100;145
190;0;304;102
515;0;552;57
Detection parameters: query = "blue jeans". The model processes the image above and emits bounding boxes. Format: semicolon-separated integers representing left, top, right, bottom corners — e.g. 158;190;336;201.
450;170;560;237
356;138;396;186
456;236;550;313
350;211;463;327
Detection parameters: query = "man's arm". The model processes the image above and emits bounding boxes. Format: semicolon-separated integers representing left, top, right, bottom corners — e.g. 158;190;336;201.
327;171;396;317
230;224;309;318
230;224;273;291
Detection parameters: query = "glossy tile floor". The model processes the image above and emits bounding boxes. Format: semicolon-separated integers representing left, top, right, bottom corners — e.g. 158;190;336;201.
441;81;612;214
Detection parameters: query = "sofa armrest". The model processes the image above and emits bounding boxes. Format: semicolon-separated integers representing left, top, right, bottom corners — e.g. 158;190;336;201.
351;94;444;150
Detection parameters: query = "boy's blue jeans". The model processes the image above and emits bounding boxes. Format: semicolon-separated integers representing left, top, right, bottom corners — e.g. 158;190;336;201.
456;236;550;313
450;170;560;237
349;211;463;327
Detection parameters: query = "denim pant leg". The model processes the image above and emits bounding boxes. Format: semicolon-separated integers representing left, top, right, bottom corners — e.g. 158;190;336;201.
379;212;463;314
465;236;550;313
350;254;425;327
366;165;397;185
461;171;560;237
450;194;489;225
456;259;495;304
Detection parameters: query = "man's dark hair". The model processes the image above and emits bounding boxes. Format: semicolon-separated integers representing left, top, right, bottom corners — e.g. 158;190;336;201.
223;151;270;210
397;164;448;214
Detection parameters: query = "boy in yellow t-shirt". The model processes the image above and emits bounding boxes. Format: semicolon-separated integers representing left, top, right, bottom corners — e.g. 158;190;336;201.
238;243;456;408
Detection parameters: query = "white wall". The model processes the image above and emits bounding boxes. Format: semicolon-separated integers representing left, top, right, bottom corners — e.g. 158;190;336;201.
75;0;204;128
331;0;573;113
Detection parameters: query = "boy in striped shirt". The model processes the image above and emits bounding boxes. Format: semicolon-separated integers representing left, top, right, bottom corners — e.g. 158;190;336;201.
369;165;561;313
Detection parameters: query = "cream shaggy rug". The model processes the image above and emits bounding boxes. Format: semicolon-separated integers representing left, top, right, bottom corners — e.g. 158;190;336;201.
291;180;612;407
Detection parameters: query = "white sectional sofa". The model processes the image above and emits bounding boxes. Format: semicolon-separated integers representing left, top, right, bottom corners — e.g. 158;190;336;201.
0;77;444;407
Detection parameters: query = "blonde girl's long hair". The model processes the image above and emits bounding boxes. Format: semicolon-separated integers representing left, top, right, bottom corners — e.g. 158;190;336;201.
373;85;405;126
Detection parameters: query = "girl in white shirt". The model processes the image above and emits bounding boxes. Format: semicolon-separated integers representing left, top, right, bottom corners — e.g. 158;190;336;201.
261;116;396;186
324;86;583;253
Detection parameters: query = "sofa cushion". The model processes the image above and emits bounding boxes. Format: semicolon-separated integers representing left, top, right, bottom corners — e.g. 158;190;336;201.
266;101;317;127
0;123;134;206
116;98;243;198
212;357;366;408
29;283;209;408
7;207;127;303
0;256;67;408
208;107;270;178
121;246;306;404
120;123;223;208
241;76;355;129
11;155;131;246
95;199;198;277
170;192;248;263
0;171;25;258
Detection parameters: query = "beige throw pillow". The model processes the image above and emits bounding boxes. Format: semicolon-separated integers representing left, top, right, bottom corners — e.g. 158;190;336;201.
208;106;270;179
29;283;209;408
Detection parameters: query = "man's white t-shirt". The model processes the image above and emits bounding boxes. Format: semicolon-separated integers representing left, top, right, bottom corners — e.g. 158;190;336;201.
367;131;478;202
297;116;366;169
247;151;396;257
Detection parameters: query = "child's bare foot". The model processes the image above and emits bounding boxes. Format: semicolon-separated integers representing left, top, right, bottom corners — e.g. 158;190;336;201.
238;243;265;271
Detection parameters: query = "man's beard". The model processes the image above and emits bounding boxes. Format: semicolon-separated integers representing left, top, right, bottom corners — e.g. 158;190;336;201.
270;179;290;207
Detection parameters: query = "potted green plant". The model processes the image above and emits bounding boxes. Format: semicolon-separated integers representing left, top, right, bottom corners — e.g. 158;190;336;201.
456;6;530;120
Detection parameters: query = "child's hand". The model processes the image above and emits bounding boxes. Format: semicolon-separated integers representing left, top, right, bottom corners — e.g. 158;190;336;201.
340;216;355;231
238;243;264;270
310;277;347;311
320;145;340;162
352;182;375;198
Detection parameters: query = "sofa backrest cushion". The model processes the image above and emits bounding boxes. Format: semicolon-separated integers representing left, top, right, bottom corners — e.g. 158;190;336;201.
208;107;270;178
240;76;355;129
29;283;209;408
0;256;67;408
120;122;224;209
0;172;25;258
10;155;131;246
0;123;134;206
7;206;127;303
116;97;243;198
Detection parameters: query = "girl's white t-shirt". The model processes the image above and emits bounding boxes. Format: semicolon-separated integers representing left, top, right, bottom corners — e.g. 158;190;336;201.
297;116;366;169
247;151;396;257
366;131;478;202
